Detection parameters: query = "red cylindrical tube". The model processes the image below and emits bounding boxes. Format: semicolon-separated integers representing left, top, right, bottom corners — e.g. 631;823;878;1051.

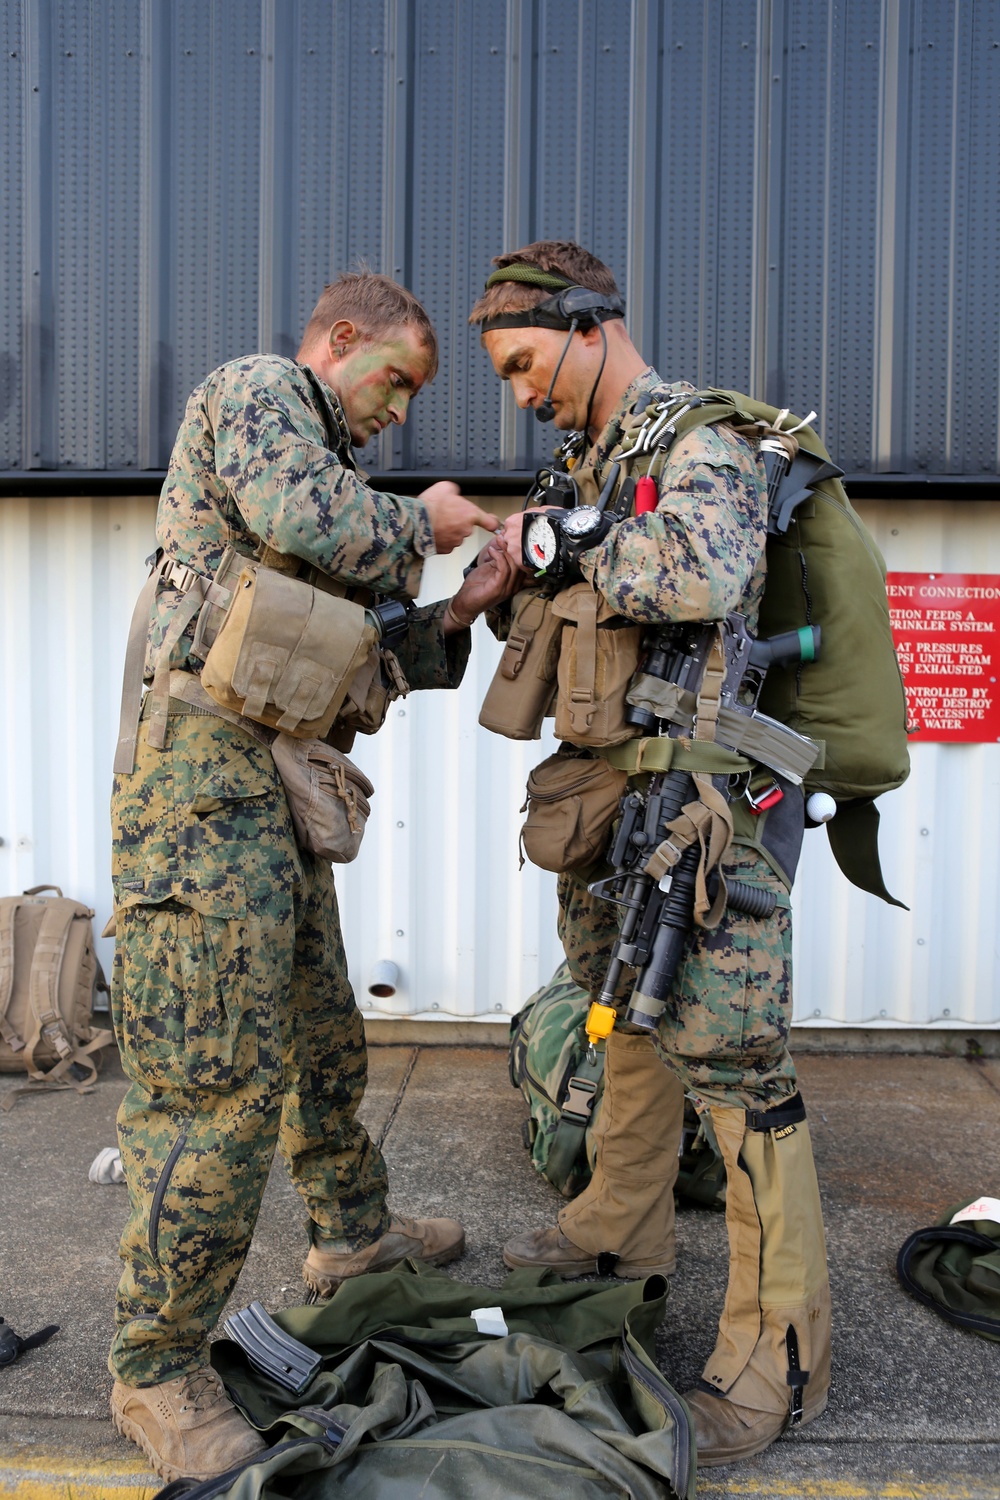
635;475;658;514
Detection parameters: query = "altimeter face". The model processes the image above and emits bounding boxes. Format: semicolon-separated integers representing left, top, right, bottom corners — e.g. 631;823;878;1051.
524;512;558;571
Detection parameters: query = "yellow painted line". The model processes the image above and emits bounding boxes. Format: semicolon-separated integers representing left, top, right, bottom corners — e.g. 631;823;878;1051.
0;1452;158;1499
698;1478;991;1499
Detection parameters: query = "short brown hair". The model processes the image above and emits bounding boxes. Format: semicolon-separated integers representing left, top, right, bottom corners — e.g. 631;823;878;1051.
469;240;621;326
301;269;438;376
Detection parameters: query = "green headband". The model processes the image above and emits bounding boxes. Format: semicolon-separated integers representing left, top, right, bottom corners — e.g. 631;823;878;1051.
485;264;574;291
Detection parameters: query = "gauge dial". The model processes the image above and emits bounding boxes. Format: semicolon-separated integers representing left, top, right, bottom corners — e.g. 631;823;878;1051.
524;513;558;571
560;505;603;538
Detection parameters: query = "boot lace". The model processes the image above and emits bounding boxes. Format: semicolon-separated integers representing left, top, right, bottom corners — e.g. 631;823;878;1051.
177;1369;225;1413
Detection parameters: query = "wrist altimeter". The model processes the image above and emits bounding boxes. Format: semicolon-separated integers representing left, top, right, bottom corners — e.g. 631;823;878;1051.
522;506;614;581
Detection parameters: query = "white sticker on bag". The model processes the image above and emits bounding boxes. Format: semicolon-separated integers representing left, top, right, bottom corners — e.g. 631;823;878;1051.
950;1197;1000;1227
470;1306;508;1337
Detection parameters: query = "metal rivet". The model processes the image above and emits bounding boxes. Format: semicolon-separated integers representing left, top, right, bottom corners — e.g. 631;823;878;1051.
943;1008;950;1017
396;929;404;937
920;827;929;836
880;1009;887;1016
813;1008;821;1018
397;708;406;717
917;939;926;946
431;1002;439;1010
396;821;404;829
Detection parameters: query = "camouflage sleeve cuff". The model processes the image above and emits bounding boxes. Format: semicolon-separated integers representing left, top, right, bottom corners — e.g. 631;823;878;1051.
395;600;471;691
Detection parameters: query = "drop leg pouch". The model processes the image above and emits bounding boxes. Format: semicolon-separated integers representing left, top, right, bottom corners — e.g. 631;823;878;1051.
271;735;375;863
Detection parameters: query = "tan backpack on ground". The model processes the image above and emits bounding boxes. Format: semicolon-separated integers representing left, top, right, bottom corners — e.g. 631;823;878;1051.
0;886;114;1104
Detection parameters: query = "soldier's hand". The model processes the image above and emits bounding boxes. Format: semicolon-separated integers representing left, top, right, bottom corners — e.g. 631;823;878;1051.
419;482;500;554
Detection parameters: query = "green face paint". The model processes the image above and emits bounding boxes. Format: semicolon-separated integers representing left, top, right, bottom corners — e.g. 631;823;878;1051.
332;326;433;446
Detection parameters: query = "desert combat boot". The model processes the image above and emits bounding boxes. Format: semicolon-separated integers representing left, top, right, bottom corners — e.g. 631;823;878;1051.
303;1213;465;1297
111;1366;266;1481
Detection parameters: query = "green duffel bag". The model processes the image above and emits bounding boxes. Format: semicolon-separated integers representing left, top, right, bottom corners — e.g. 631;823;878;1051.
897;1197;1000;1341
509;960;726;1208
155;1261;696;1500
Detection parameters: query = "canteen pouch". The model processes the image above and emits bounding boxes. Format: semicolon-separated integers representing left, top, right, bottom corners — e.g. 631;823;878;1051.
552;583;641;748
336;645;410;736
520;751;627;875
479;588;565;741
200;564;378;739
271;735;374;863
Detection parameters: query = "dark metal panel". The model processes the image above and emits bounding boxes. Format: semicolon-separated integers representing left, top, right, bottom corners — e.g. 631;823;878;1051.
0;0;25;469
3;0;1000;482
399;0;508;473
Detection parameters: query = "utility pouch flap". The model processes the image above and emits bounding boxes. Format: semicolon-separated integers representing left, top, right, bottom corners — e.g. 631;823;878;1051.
479;588;565;742
551;583;641;749
520;751;627;875
201;565;377;740
271;734;374;863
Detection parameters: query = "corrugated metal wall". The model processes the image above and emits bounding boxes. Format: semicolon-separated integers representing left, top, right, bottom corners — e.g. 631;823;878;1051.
2;0;998;481
2;495;999;1029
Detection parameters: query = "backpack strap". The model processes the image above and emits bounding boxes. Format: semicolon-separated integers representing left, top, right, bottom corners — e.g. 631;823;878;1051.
545;1045;606;1188
22;901;80;1078
0;897;26;1054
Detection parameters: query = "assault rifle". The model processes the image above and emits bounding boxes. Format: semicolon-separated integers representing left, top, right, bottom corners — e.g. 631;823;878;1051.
588;615;821;1034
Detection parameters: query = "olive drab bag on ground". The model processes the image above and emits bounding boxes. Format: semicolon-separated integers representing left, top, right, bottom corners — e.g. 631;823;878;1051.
0;886;113;1102
896;1198;1000;1342
509;960;725;1208
152;1261;696;1500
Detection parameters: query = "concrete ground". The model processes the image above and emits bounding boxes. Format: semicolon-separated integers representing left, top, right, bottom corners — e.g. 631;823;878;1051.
1;1042;999;1500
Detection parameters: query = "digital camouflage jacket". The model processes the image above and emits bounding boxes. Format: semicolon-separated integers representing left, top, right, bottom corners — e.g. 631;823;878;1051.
146;354;465;692
575;367;767;628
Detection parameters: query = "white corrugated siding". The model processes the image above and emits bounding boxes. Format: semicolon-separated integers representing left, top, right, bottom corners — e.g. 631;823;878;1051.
2;495;999;1029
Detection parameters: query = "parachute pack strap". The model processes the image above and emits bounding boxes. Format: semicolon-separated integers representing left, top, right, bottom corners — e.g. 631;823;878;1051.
545;1045;605;1188
599;737;748;777
568;588;599;734
690;629;734;924
0;898;25;1051
826;798;908;909
642;789;731;929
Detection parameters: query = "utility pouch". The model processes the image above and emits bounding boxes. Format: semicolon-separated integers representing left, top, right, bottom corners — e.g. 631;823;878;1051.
552;583;641;748
335;646;410;736
200;564;377;739
479;588;564;741
520;751;627;875
271;735;374;863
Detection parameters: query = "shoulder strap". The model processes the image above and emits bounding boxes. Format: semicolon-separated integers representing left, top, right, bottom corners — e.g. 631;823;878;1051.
22;901;80;1077
0;898;26;1052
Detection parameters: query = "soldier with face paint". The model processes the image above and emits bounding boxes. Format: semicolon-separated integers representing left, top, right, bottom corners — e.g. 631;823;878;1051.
470;241;831;1470
108;271;516;1483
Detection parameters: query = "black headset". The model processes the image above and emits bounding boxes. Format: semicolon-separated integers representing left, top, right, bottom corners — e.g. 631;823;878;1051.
480;279;625;424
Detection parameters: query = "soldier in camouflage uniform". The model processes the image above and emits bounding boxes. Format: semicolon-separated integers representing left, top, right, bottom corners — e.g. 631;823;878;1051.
471;242;830;1468
109;271;515;1483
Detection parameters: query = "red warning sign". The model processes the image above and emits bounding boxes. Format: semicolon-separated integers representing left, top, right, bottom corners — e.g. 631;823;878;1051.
887;573;1000;743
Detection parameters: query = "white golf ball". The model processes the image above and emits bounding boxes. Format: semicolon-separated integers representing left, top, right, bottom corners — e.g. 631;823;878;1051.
806;792;837;824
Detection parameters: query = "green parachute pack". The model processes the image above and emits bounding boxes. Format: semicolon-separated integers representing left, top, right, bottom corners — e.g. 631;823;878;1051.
655;389;911;904
508;961;725;1207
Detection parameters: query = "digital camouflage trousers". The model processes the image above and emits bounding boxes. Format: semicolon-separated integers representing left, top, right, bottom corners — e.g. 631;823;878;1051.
108;706;388;1386
557;843;798;1112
